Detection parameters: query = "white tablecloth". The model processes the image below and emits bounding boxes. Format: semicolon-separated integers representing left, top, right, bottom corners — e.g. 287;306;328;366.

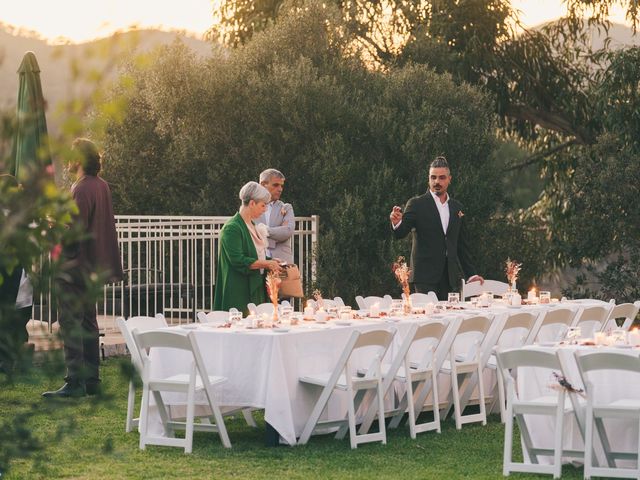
144;298;608;446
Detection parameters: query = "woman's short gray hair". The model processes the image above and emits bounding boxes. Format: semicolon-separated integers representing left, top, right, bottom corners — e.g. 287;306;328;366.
239;181;271;206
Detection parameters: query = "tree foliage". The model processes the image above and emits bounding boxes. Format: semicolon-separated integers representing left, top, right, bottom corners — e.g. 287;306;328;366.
98;3;540;301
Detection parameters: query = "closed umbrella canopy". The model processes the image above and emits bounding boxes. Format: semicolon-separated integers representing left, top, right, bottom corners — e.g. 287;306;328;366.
10;51;52;180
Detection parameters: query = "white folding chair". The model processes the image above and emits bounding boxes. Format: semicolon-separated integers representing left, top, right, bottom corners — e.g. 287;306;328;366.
576;350;640;480
247;302;274;316
440;315;492;429
392;321;448;438
497;348;579;478
408;292;438;306
117;314;168;433
298;328;395;448
196;311;229;324
572;305;613;338
603;301;640;332
134;329;231;453
333;296;346;307
355;295;392;310
461;279;509;300
529;308;577;343
487;311;539;423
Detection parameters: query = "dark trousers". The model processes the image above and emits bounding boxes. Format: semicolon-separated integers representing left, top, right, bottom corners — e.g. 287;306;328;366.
57;280;100;386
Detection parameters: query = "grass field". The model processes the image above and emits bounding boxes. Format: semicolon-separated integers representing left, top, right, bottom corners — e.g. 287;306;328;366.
1;357;585;479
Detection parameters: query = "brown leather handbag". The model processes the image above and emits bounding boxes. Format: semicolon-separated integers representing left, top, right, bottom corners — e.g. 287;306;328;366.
279;264;304;298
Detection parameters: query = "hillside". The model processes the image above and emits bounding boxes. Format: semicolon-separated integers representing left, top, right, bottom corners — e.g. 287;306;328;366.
0;24;218;134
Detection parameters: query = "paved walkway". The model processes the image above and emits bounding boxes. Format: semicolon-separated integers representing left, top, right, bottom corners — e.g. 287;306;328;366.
27;315;189;358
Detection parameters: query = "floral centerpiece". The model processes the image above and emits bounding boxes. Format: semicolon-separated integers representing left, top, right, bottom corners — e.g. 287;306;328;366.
266;271;281;322
392;256;412;313
505;258;522;291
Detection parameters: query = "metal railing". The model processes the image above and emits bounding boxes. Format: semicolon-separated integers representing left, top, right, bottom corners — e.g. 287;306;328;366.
33;215;318;328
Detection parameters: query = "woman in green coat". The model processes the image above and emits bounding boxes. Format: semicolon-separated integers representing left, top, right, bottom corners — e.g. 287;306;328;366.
214;182;283;314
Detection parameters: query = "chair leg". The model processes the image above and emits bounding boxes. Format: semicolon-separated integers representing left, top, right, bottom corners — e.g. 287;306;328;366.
377;378;387;445
406;376;417;439
477;363;487;426
584;402;593;480
497;369;506;424
242;408;257;428
450;362;462;430
552;396;564;479
347;386;358;449
126;380;136;433
139;383;150;450
503;398;513;476
184;380;196;454
432;368;441;433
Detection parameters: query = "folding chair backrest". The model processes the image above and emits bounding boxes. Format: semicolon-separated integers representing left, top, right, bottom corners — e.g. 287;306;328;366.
576;351;640;377
452;315;492;359
533;308;575;341
118;315;168;373
410;292;438;306
333;297;346;307
462;279;509;299
134;329;191;352
198;311;229;324
606;302;640;331
353;328;395;350
497;347;562;372
457;315;492;335
498;312;538;347
248;303;274;316
411;321;447;369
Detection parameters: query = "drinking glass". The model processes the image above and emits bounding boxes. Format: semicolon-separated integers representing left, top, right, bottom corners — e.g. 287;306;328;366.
447;292;460;306
280;305;294;326
338;306;352;320
390;299;403;316
539;291;551;304
228;310;243;327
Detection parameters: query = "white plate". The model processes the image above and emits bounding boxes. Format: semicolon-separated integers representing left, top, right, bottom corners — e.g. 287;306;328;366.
538;341;557;347
507;305;522;309
180;324;199;330
613;344;634;349
272;327;290;333
335;320;352;326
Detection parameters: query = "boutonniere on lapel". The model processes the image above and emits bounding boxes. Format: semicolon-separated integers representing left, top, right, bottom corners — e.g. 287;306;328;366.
281;203;291;217
457;210;465;218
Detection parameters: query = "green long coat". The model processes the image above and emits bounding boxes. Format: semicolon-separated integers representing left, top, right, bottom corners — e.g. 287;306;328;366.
213;213;267;314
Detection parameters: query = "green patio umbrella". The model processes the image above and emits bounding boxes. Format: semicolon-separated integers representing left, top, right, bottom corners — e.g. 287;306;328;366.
9;51;52;180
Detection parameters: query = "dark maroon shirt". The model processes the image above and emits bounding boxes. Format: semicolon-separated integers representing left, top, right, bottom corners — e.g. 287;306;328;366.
67;175;123;284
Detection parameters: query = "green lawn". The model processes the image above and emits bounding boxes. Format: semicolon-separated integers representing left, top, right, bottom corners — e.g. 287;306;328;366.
1;357;584;479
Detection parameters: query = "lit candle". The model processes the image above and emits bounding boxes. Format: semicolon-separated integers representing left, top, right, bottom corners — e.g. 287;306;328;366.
528;289;537;302
304;303;314;318
425;302;435;315
629;328;640;346
594;331;606;346
316;310;328;323
369;302;380;318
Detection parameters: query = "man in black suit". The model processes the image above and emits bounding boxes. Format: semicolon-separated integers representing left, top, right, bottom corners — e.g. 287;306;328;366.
390;156;483;300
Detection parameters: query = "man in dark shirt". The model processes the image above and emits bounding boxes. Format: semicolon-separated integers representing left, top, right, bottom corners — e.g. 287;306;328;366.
43;138;123;398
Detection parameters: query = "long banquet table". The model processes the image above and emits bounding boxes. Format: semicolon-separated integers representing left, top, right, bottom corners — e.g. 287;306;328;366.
143;299;609;446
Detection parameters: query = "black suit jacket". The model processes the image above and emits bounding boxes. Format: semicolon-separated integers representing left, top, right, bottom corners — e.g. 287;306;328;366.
392;192;477;287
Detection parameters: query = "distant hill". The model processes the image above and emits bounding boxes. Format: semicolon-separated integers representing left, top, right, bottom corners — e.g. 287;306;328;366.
0;24;218;135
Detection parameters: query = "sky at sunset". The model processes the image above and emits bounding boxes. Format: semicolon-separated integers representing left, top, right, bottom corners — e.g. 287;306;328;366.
0;0;632;44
